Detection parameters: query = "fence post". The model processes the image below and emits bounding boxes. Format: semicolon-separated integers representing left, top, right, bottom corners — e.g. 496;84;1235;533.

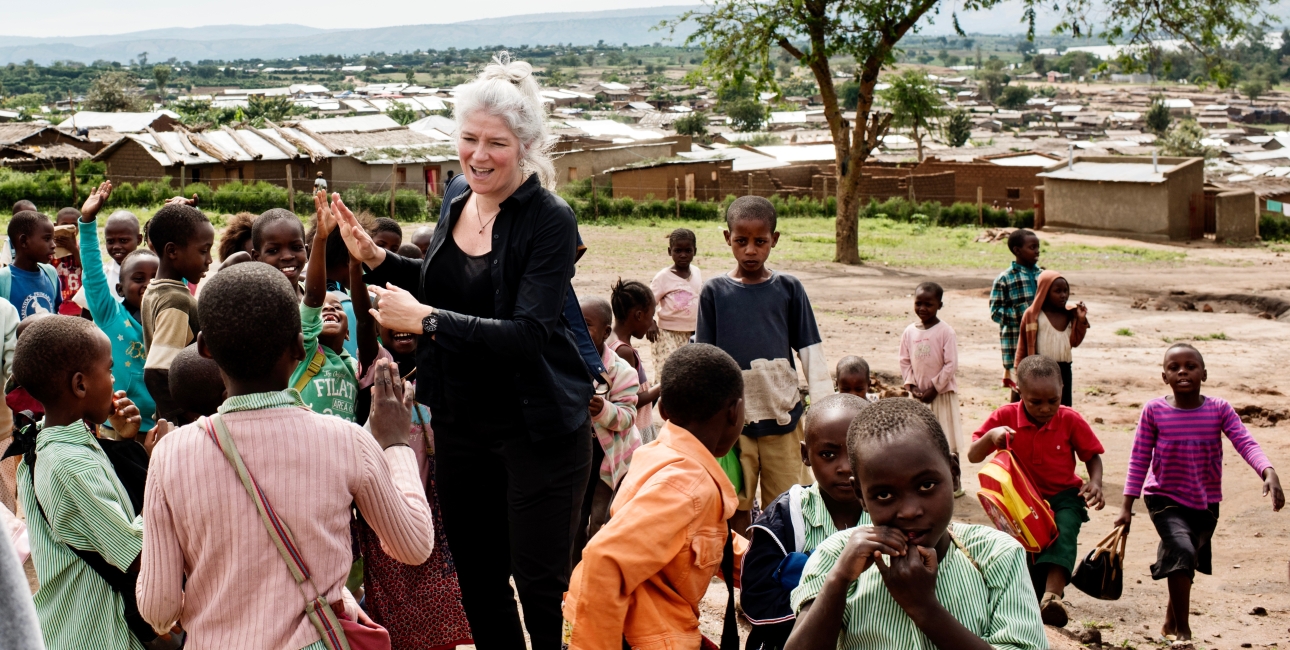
390;174;397;219
977;186;983;226
69;158;78;206
674;178;680;219
286;164;294;213
591;175;599;220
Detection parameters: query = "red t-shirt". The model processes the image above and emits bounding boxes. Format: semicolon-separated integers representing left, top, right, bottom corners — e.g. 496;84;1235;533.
973;403;1104;497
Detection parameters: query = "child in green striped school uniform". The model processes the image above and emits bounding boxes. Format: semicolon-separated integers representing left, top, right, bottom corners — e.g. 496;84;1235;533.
786;398;1046;650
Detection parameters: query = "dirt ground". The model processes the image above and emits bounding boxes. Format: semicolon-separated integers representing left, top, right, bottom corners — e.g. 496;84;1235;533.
569;226;1290;650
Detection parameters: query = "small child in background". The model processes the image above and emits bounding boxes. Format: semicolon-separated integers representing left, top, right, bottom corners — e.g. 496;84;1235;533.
411;226;434;256
250;209;307;297
989;228;1042;401
73;209;143;308
142;202;214;424
396;243;424;260
78;182;159;432
51;208;85;316
969;354;1105;627
370;217;403;251
1015;270;1088;407
574;296;640;564
216;212;256;263
168;344;226;426
305;208;374;360
2;211;61;318
648;227;702;380
563;343;748;649
787;399;1046;650
5;314;51;421
742;393;870;649
11;200;35;214
899;281;963;486
1114;343;1283;642
609;279;659;442
835;355;871;399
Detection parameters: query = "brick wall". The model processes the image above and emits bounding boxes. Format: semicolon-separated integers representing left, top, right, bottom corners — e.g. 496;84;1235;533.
909;171;956;203
103;140;166;187
913;161;1043;209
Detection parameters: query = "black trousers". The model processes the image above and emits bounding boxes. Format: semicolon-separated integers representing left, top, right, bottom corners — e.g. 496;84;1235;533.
434;417;593;650
1058;361;1073;407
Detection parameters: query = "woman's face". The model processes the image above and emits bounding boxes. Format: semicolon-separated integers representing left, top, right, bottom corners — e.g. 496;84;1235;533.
458;112;524;197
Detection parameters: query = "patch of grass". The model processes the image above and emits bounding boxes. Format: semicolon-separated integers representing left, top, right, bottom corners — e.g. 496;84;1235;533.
1115;328;1134;336
1194;332;1229;341
1161;336;1175;343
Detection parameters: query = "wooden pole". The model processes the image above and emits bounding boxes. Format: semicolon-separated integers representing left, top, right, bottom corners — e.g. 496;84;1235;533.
286;164;295;213
674;178;680;219
977;186;984;226
69;157;78;206
390;168;397;219
591;175;598;220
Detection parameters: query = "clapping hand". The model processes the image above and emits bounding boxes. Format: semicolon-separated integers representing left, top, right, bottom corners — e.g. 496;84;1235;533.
81;181;113;221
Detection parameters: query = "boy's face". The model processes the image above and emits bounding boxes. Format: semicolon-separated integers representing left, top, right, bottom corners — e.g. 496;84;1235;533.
669;240;696;268
580;305;612;355
380;323;419;357
118;255;158;311
1163;347;1206;396
1045;277;1070;310
913;290;941;325
852;435;959;550
802;409;859;505
83;332;117;424
55;212;79;228
723;219;778;276
1019;374;1062;425
319;293;349;351
19;220;55;263
373;231;402;252
104;219;142;266
837;371;870;398
1011;233;1041;267
167;222;215;283
251;220;306;287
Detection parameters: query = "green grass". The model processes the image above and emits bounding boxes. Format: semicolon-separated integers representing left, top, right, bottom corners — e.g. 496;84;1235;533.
1193;332;1229;341
573;217;1200;272
1115;328;1134;336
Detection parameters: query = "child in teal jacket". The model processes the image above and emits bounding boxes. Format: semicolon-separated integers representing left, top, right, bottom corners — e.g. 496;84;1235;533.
78;182;159;430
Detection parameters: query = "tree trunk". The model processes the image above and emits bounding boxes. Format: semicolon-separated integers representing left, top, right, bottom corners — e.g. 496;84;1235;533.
834;171;863;264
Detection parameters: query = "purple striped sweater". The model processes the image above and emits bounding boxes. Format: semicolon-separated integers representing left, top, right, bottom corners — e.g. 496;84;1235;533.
1124;396;1273;510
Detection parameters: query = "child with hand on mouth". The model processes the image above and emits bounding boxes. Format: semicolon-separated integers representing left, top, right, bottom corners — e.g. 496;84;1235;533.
742;393;871;650
787;399;1047;650
969;354;1105;627
1114;343;1283;642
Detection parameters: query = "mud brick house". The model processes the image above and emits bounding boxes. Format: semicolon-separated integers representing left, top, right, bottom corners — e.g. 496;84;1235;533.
93;114;458;195
57;111;180;148
1038;156;1206;241
0;124;98;172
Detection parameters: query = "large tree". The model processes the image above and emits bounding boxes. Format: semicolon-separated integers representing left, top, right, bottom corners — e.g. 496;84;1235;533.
673;0;1271;263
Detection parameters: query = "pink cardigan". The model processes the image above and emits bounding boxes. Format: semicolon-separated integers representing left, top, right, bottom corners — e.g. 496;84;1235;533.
137;406;433;649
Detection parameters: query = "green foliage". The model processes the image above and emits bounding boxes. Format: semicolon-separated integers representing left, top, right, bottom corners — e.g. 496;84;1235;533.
838;81;860;111
1031;54;1048;74
943;109;973;147
977;69;1010;102
386;102;418;125
1240;79;1267;103
1260;214;1290;241
152;64;171;95
672;112;709;139
724;98;766;132
170;99;241;129
1145;99;1172;134
1116;328;1134;336
1158;120;1217;158
85;70;147;112
244;94;303;125
882;70;942;158
1;93;45;109
997;84;1034;110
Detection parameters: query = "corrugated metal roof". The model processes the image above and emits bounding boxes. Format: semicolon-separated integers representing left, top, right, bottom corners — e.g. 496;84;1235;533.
298;114;401;133
1038;160;1182;183
58;111;177;133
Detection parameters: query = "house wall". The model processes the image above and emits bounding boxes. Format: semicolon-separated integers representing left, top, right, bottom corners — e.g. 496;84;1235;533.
609;161;726;201
1039;157;1203;241
103;140;166;187
913;160;1044;209
554;138;689;187
1214;190;1259;241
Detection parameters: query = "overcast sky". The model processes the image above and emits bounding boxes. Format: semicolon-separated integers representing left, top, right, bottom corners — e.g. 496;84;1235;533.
12;0;690;37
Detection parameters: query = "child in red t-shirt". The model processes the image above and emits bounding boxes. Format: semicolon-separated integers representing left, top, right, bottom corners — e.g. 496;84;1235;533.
969;354;1105;628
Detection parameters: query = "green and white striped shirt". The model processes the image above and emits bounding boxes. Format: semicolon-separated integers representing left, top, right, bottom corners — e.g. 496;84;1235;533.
790;523;1046;650
17;421;145;650
799;483;871;552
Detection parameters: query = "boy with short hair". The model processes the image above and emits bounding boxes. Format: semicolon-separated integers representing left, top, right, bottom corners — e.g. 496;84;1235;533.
2;211;61;318
563;343;748;649
835;356;870;399
13;315;150;649
969;354;1105;627
696;196;832;533
141;203;215;423
11;200;35;215
168;344;226;426
73;209;142;307
742;393;870;649
370;217;403;251
989;228;1042;401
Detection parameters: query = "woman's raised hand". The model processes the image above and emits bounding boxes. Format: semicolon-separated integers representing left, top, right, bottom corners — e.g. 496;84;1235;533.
329;192;386;268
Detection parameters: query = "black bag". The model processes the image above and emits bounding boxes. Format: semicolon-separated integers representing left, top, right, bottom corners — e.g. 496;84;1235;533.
1070;525;1127;600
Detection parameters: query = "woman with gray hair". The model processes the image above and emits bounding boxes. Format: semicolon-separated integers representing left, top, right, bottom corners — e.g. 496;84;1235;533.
333;53;593;650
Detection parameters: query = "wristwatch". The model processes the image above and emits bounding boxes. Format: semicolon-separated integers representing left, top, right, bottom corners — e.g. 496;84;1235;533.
422;311;438;334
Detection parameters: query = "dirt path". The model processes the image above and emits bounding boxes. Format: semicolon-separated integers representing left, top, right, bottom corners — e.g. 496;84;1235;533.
573;227;1290;649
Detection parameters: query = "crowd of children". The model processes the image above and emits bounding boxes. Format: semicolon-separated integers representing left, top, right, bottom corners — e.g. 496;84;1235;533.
0;176;1283;650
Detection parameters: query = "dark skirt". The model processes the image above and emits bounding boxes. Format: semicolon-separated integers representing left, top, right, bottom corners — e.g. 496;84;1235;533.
1145;495;1220;580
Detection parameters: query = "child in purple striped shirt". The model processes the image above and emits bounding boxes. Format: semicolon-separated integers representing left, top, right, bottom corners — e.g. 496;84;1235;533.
1114;343;1284;642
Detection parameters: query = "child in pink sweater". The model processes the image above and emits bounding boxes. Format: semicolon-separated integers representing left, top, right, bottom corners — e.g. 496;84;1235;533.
899;282;962;474
648;228;702;380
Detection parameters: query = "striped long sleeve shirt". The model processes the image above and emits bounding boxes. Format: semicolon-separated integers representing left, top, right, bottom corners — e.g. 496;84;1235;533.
988;262;1042;371
592;349;641;489
1124;396;1273;510
17;421;145;650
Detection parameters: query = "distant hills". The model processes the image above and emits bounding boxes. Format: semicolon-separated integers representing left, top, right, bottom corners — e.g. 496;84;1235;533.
4;2;1288;66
